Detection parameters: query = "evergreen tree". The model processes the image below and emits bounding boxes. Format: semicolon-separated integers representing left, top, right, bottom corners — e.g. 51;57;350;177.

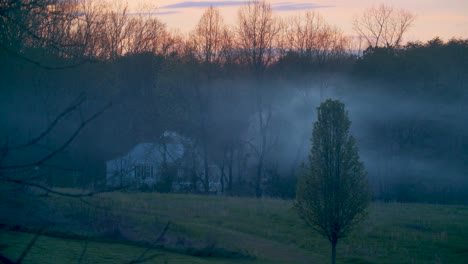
296;99;370;264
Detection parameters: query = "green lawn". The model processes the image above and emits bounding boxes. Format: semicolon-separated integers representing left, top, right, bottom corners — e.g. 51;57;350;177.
1;192;467;263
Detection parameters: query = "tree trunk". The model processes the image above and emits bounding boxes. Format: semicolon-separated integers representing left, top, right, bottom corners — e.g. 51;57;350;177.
255;154;264;198
331;241;337;264
227;146;233;192
203;150;210;193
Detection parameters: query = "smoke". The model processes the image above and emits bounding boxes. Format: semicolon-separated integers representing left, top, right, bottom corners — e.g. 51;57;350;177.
1;66;467;201
246;75;468;197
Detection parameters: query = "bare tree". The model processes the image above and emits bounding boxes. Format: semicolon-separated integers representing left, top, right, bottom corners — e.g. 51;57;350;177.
73;0;175;58
352;4;415;48
191;6;225;65
0;0;65;50
0;0;94;68
235;1;282;197
236;0;281;77
191;8;229;194
124;16;168;55
102;1;129;60
218;26;237;66
73;0;108;59
285;11;349;63
296;99;370;264
285;11;325;57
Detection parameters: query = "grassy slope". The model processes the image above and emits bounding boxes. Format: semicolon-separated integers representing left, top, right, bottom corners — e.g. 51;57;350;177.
1;192;467;263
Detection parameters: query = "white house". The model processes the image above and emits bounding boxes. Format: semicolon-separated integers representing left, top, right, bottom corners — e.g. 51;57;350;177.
106;131;222;193
106;132;184;188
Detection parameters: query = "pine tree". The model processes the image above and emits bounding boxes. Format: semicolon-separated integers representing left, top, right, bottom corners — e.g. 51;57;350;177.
296;99;370;264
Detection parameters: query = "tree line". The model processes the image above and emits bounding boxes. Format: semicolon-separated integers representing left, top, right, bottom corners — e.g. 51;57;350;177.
1;1;416;69
1;0;467;203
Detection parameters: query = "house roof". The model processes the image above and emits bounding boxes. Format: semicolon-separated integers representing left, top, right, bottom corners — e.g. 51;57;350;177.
106;142;184;167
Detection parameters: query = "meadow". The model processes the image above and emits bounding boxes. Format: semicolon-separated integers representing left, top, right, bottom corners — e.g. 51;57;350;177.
1;192;467;263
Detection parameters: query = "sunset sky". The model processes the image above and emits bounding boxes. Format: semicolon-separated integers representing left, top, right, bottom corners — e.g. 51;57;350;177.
127;0;468;42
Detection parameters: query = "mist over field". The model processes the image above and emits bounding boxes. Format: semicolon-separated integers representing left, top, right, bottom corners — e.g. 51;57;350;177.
2;69;467;202
1;1;468;263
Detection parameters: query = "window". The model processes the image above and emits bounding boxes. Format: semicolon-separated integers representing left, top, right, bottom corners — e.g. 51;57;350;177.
135;165;153;180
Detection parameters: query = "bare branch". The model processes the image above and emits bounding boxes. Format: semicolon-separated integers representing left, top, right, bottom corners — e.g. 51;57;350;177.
352;4;415;48
3;176;130;197
10;95;85;151
0;43;95;70
77;235;89;264
127;221;171;264
17;226;45;264
0;253;15;264
1;102;111;170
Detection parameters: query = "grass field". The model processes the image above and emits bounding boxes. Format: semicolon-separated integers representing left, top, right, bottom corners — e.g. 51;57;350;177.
1;192;467;263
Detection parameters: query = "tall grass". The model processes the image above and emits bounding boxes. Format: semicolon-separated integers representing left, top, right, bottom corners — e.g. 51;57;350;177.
1;192;467;263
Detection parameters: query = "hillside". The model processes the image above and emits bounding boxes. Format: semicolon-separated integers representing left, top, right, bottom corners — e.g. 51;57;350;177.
1;192;467;263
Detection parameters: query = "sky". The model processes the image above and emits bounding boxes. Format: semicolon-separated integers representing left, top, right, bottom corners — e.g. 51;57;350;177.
127;0;468;42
